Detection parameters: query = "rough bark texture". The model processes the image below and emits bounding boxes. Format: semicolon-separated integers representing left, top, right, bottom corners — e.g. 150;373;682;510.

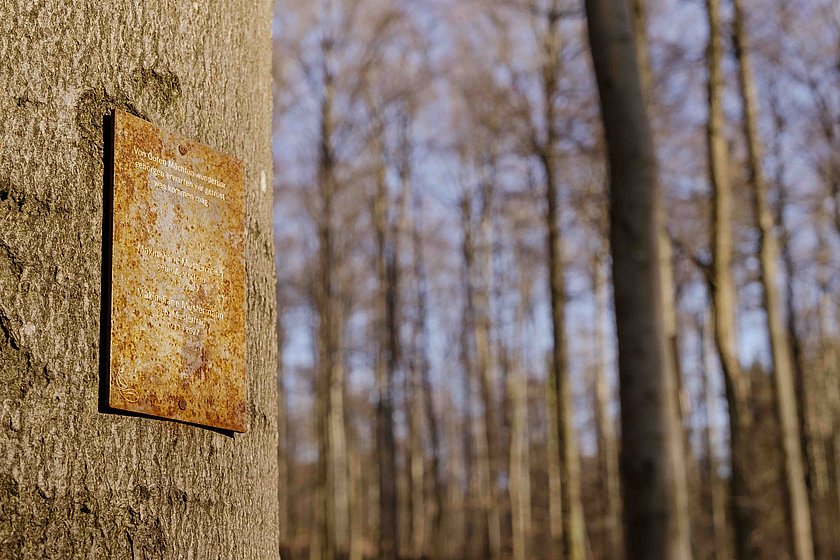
0;1;279;559
584;0;693;557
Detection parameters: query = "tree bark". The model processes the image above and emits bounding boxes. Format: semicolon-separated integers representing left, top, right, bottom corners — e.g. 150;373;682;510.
730;3;815;559
315;45;351;560
411;194;445;560
0;1;279;558
473;179;502;560
630;1;695;549
700;312;727;560
277;285;290;556
704;1;757;557
539;6;588;556
592;251;623;560
460;195;479;560
545;355;565;552
508;263;533;560
584;0;693;557
371;109;399;560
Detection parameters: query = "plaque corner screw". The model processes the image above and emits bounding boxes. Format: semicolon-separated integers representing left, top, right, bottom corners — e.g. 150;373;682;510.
178;397;187;410
178;145;188;155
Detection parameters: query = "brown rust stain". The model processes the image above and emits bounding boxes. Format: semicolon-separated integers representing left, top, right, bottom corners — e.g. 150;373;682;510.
108;109;247;432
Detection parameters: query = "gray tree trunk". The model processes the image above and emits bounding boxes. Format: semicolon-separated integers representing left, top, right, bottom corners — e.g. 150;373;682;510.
0;1;279;559
584;0;693;557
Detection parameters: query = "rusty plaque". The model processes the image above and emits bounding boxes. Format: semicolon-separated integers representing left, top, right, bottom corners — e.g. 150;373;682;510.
105;109;247;432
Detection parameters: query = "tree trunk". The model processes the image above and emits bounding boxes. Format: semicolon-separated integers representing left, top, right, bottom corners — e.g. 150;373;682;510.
411;194;446;560
771;92;830;557
0;1;279;558
704;1;757;557
508;269;533;560
460;195;479;560
473;179;503;560
397;149;426;560
315;49;351;560
371;113;399;560
700;312;727;560
730;3;815;559
278;286;290;556
545;355;565;553
584;0;693;557
592;252;623;560
540;5;588;554
629;1;695;549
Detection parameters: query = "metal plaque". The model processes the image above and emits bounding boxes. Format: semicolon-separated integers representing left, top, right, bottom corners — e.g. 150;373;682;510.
106;109;247;432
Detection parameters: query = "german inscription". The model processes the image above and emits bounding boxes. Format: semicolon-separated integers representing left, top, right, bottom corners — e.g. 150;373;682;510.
107;110;247;432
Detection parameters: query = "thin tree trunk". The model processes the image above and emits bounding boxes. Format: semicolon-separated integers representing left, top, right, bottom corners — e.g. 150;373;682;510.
412;194;446;560
545;354;565;553
349;435;365;560
584;0;694;557
460;195;479;560
473;178;503;560
700;311;727;560
371;114;400;560
704;1;757;556
540;5;587;553
315;52;350;559
771;88;829;557
277;289;290;555
631;1;696;519
592;252;623;560
397;146;426;560
509;269;533;560
730;3;815;559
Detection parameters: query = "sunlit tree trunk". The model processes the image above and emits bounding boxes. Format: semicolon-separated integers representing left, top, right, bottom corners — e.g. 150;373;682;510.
769;87;829;556
540;6;587;558
584;0;693;557
730;3;815;559
704;1;756;557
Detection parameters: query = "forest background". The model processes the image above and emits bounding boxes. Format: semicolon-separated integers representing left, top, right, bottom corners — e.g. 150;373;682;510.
270;0;840;558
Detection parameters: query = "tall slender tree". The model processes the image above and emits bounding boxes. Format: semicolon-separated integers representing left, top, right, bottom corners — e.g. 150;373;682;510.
704;0;757;556
730;2;815;558
538;3;588;558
